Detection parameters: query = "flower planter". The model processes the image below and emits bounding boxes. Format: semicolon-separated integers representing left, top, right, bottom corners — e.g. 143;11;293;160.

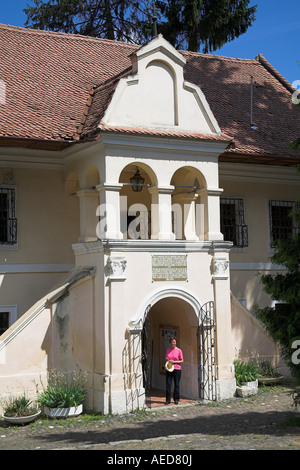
2;410;41;425
44;404;83;418
236;380;258;397
236;386;258;397
258;376;283;386
243;379;258;388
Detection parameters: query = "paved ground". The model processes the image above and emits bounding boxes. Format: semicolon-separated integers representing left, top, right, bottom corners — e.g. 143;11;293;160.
0;384;299;453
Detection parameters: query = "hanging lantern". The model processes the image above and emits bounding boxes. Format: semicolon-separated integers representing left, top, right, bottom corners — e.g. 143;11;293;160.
130;167;145;192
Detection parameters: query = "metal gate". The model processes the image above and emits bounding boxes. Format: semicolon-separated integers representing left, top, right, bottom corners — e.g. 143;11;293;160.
197;301;217;401
141;305;153;408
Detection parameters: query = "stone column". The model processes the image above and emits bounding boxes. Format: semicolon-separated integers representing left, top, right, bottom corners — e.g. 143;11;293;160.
105;255;129;414
198;188;223;241
148;185;175;240
212;244;236;400
76;189;99;242
172;192;199;240
96;183;123;239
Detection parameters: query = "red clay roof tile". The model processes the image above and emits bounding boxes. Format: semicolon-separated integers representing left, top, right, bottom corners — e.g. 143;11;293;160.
0;24;300;164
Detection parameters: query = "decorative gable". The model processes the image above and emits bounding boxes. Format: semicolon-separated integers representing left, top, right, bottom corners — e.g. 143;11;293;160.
100;34;221;136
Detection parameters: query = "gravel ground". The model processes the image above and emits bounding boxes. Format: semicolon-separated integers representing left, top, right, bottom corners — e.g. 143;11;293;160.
0;383;299;453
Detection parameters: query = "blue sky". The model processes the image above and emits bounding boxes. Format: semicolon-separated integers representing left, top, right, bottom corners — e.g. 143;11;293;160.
0;0;299;85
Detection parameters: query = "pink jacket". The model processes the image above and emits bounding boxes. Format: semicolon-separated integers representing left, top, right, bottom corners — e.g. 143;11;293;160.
166;347;183;370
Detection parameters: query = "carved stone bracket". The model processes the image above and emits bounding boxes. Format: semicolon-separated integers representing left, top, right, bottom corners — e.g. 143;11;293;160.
127;324;143;335
106;256;127;280
213;258;229;280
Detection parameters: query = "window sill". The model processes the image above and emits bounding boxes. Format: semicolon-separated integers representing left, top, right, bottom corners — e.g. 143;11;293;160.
0;244;18;250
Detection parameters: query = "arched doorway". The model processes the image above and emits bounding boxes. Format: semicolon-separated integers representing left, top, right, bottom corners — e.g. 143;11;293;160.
136;289;216;407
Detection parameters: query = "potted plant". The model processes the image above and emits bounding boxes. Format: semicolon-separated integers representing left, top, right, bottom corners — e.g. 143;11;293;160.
38;369;87;418
258;360;284;386
234;359;261;397
1;393;41;425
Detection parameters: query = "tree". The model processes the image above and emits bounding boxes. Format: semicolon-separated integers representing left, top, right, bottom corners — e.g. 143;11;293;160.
290;81;300;150
254;168;300;380
24;0;154;43
157;0;257;53
24;0;257;52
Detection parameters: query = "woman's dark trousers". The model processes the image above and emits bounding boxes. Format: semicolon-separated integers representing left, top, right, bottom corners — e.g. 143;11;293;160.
166;370;181;403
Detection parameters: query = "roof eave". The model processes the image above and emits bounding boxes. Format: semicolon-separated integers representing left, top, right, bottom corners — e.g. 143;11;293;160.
220;149;300;166
0;136;77;151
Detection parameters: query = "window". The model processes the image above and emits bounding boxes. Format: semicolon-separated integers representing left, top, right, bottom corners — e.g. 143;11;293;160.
0;306;17;336
0;187;17;245
0;311;9;335
269;199;299;243
220;198;248;248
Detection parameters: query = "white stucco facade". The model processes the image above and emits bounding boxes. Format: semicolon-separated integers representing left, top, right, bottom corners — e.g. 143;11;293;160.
0;34;298;413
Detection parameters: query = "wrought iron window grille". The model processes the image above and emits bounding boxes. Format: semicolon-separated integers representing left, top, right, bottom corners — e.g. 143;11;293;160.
0;187;17;245
269;199;299;243
220;198;248;248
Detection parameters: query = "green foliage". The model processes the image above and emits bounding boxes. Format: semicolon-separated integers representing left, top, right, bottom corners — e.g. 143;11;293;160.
37;370;87;408
24;0;257;52
158;0;257;53
259;360;279;378
255;167;300;380
24;0;154;42
1;393;39;417
289;138;300;151
233;359;261;387
292;388;300;408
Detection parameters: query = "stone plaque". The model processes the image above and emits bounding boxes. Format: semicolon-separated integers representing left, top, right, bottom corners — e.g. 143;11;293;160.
152;255;187;282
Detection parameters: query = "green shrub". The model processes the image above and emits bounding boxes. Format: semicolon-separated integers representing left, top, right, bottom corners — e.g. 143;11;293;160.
38;370;87;408
258;360;280;378
233;359;261;387
292;389;300;409
1;393;38;417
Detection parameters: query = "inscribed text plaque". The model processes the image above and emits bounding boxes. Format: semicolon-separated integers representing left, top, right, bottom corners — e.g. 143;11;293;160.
152;255;187;282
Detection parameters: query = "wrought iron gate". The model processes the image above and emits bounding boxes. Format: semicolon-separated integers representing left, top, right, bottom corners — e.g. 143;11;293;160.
141;305;152;408
197;301;217;401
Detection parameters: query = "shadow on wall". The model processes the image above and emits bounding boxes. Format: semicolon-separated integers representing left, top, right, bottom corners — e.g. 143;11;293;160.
230;293;279;366
0;266;96;406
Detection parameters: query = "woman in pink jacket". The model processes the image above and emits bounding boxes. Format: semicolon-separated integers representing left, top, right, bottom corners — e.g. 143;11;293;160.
165;336;184;405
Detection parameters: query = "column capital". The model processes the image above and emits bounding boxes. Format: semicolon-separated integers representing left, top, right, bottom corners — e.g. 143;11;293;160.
96;182;123;193
106;256;127;281
197;187;223;197
172;192;199;202
213;257;230;280
76;188;98;198
148;185;175;195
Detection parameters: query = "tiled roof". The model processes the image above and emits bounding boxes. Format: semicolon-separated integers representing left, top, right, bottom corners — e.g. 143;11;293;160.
98;125;233;142
182;51;300;164
0;24;300;164
0;24;136;147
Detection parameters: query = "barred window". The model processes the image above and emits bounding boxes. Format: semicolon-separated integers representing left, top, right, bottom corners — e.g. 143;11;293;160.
0;187;17;245
220;198;248;248
0;306;17;336
0;311;9;336
269;199;299;243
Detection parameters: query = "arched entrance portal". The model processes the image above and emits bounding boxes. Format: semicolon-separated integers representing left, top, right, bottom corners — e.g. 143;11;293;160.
139;292;216;407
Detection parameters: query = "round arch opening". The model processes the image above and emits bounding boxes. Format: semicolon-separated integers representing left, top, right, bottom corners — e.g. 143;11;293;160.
119;163;157;239
171;166;207;241
143;296;200;402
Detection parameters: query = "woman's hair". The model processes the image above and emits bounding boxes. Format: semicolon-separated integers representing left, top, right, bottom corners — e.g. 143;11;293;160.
169;336;177;343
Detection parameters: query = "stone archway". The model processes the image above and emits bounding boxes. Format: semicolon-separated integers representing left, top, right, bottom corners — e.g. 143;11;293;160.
147;296;199;403
129;288;213;407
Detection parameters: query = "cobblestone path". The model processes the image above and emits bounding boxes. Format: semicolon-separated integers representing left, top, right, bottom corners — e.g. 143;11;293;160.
0;385;299;451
